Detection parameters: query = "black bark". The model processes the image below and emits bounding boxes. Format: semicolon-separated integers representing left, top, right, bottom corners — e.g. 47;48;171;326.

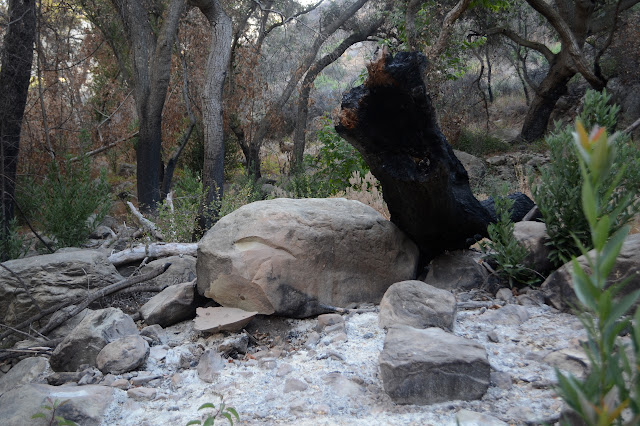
335;50;496;263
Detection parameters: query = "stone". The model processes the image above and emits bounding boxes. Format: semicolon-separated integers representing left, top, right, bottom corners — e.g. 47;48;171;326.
46;306;91;340
284;378;308;393
543;348;590;379
316;314;344;332
479;304;529;326
197;198;418;317
140;280;198;327
0;384;115;426
495;288;514;303
513;221;554;275
96;335;150;374
0;357;50;396
490;371;513;390
456;409;509;426
197;349;226;383
426;250;489;291
193;307;257;333
542;234;640;311
140;324;168;346
481;192;535;224
139;256;197;288
218;334;249;357
276;363;294;377
111;379;130;389
379;326;490;404
378;280;456;331
454;149;487;183
323;372;364;399
0;250;122;340
127;387;157;401
49;308;139;372
46;372;83;385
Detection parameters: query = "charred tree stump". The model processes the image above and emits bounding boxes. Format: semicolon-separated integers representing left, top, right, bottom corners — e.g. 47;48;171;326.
336;49;505;264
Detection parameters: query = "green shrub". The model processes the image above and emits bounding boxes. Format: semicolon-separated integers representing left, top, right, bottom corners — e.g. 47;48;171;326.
0;218;29;260
186;396;238;426
453;128;510;157
18;156;111;249
532;89;640;267
32;398;77;425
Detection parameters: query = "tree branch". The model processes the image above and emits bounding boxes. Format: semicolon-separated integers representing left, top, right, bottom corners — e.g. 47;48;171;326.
425;0;472;60
483;27;555;63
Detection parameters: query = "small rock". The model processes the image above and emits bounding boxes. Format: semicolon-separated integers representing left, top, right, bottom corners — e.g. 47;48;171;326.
456;409;508;426
324;323;346;334
197;349;226;383
316;314;344;332
495;288;514;303
193;307;257;333
218;335;249;357
330;332;347;344
140;280;199;328
487;331;499;343
127;387;157;401
480;304;529;326
305;331;321;348
490;371;512;390
130;374;162;386
324;372;364;399
284;378;308;393
111;379;130;389
46;372;83;386
140;324;168;346
96;335;149;375
276;363;294;377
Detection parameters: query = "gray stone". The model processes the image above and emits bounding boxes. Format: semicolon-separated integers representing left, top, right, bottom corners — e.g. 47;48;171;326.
0;250;122;341
542;234;640;311
197;198;419;317
193;306;257;333
379;326;490;404
197;349;226;383
454;149;487;183
495;288;514;303
127;387;157;400
316;314;344;332
96;335;150;374
544;348;590;379
456;409;509;426
323;372;364;399
140;280;198;327
139;255;197;289
513;221;554;275
276;363;294;377
490;371;513;390
284;378;308;393
110;378;130;389
426;250;489;291
479;304;529;326
46;306;91;340
50;308;139;372
218;334;249;357
379;280;456;331
140;324;168;346
0;357;49;396
0;383;115;426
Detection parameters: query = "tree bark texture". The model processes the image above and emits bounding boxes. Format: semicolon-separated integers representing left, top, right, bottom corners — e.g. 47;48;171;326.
335;50;494;263
0;0;36;260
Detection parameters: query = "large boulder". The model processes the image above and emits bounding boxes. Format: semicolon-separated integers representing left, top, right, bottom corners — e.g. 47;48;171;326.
49;308;139;372
379;326;490;405
378;280;456;331
541;234;640;311
139;280;199;327
197;198;419;317
0;250;123;333
425;250;489;291
0;357;50;397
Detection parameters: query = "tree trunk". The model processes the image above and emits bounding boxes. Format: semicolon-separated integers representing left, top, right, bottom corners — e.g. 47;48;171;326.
0;0;37;260
520;53;574;142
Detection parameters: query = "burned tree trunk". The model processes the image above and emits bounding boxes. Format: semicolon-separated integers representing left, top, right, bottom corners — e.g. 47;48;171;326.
335;49;494;263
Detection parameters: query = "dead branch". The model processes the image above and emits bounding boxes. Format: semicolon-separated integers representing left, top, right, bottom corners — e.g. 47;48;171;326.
623;116;640;135
108;242;197;266
126;201;164;240
0;263;170;344
69;132;139;162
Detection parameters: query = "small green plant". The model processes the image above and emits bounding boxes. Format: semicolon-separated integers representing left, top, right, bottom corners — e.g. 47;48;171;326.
186;396;239;426
533;89;640;267
480;191;542;287
1;217;28;260
555;121;640;425
453;128;510;156
31;398;77;426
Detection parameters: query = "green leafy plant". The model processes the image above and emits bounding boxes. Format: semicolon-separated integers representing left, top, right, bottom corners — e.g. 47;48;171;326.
186;396;239;426
31;398;77;426
555;121;640;425
532;89;640;267
453;128;510;156
1;217;29;260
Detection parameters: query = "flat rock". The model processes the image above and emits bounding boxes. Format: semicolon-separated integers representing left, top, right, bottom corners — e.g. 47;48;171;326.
197;198;419;317
378;280;456;331
456;409;509;425
426;250;489;291
479;304;529;326
0;357;50;396
197;349;226;383
193;306;257;333
140;280;198;327
284;378;308;393
96;335;150;374
379;326;490;404
127;387;157;401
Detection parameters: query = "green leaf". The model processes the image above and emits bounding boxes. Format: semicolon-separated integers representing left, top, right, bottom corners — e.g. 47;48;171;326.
185;420;202;425
571;259;598;310
31;413;46;419
203;417;215;426
608;289;640;324
581;179;597;228
222;412;234;425
593;215;610;251
600;226;629;278
199;403;216;410
226;407;239;420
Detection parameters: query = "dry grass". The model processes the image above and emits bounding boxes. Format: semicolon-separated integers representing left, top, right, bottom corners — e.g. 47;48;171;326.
334;171;390;220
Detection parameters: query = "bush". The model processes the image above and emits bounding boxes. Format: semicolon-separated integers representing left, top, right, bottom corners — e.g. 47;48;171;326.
532;89;640;267
18;156;111;249
453;128;511;157
0;218;28;260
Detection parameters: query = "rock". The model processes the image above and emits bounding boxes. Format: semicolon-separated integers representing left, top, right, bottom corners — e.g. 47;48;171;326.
96;335;150;374
323;372;364;399
456;409;509;426
0;357;49;396
140;280;198;327
454;150;487;183
127;387;157;401
513;221;554;275
425;250;489;291
0;384;116;426
284;378;308;393
543;348;590;379
378;280;456;331
495;288;514;303
480;192;535;224
193;307;257;333
0;250;122;339
379;326;489;404
140;324;168;346
490;371;512;390
90;225;113;239
46;372;84;385
46;306;91;340
217;334;249;357
276;363;294;377
197;349;226;383
316;314;344;333
50;308;139;372
139;256;197;288
479;304;529;326
197;198;418;317
542;234;640;311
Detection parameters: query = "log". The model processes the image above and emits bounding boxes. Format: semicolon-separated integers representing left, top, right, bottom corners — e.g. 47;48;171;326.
126;201;164;240
335;48;494;263
108;242;197;266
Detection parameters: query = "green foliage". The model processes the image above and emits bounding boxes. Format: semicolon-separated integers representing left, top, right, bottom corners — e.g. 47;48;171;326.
532;89;640;268
31;398;77;426
215;174;264;218
480;191;541;287
186;396;239;426
18;156;111;249
555;121;640;426
454;128;511;156
1;218;29;260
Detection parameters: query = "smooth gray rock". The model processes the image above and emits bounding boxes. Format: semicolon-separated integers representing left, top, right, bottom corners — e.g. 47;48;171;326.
196;349;226;383
479;304;529;326
456;409;509;426
513;221;554;275
0;384;116;426
140;280;198;327
139;256;197;288
49;308;139;372
197;198;419;317
378;280;456;331
316;314;344;333
426;250;489;291
140;324;168;346
454;150;487;183
542;234;640;311
96;335;149;374
379;326;490;405
284;378;308;393
0;357;50;397
127;387;157;401
0;250;122;340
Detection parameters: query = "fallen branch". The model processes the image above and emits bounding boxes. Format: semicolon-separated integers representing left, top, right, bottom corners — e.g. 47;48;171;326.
623;116;640;135
69;131;139;162
0;263;170;344
127;201;164;240
108;242;197;266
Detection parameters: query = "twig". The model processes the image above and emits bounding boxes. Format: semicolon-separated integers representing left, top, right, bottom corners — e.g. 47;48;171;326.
69;131;139;162
0;323;48;341
623;116;640;135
